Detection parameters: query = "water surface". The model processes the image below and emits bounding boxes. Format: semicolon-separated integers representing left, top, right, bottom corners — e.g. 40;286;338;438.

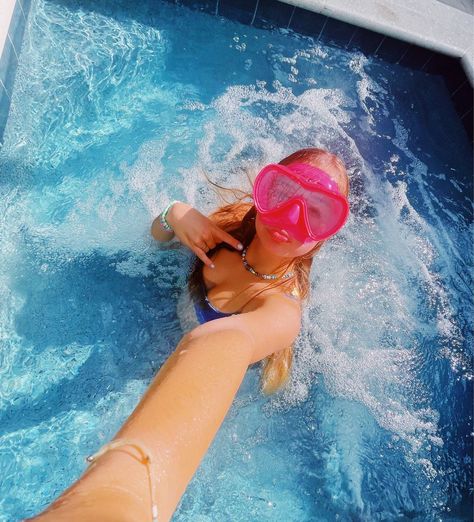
0;0;472;520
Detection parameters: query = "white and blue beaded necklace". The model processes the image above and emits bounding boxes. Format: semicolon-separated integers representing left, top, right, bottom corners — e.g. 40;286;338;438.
241;247;295;280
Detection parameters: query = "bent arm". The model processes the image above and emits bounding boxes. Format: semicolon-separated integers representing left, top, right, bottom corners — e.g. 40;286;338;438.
28;328;254;522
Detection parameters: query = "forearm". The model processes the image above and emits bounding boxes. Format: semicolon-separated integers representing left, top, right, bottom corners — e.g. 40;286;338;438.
29;328;254;522
117;328;253;519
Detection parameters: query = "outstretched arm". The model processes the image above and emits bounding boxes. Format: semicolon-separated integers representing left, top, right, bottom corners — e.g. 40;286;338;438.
27;327;254;522
27;294;300;522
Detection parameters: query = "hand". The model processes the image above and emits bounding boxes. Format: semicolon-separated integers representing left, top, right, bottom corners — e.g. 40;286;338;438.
167;202;243;268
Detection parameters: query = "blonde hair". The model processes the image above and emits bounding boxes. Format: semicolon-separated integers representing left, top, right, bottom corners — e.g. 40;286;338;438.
188;148;350;395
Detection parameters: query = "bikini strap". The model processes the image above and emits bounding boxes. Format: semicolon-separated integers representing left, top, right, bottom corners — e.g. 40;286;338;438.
86;438;159;521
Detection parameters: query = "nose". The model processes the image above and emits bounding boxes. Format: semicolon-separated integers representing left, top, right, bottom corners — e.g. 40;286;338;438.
284;202;301;225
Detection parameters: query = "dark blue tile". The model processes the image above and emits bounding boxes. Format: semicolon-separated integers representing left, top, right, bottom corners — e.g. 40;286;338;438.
347;26;383;55
253;0;294;29
179;0;217;15
289;7;326;39
218;0;257;24
375;35;410;64
0;37;18;99
459;107;473;143
320;16;356;48
451;81;473;118
398;44;434;70
425;54;466;94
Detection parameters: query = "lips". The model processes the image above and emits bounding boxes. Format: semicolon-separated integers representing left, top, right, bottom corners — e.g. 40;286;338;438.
269;228;290;243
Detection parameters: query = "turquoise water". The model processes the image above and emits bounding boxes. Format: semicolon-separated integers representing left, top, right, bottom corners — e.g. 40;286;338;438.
0;0;472;520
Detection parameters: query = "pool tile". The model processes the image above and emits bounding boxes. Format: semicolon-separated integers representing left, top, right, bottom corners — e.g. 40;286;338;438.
375;36;410;64
451;80;473;117
0;37;18;99
347;26;384;55
0;80;10;145
8;0;27;56
218;0;257;24
0;108;8;145
289;8;327;39
178;0;217;15
321;16;357;48
425;54;466;94
460;107;473;143
398;44;435;70
253;0;294;29
18;0;33;17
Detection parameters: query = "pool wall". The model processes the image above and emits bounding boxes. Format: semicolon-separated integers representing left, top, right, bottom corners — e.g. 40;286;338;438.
179;0;473;143
0;0;472;145
278;0;473;79
0;0;31;145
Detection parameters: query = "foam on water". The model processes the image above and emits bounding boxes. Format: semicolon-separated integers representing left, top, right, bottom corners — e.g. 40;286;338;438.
0;0;472;520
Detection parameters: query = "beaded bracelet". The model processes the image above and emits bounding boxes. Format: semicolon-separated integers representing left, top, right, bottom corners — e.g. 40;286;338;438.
159;200;179;232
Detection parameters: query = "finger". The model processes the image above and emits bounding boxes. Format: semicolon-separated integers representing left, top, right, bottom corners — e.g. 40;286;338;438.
216;228;243;250
194;247;215;268
198;237;217;251
196;241;210;252
206;239;217;250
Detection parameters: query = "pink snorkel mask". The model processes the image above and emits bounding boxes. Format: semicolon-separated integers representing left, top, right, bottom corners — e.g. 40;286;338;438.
253;162;350;243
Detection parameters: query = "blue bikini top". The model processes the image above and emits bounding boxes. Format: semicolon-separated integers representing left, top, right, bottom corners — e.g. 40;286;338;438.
193;279;240;324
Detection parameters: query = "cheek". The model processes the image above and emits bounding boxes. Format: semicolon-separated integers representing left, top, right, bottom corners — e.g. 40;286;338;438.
255;215;265;240
255;217;278;250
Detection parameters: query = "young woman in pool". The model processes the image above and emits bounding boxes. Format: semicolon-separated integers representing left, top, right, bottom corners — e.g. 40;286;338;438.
28;147;350;522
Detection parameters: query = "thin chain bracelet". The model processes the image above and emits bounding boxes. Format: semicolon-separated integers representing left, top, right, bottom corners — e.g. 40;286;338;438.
159;200;180;231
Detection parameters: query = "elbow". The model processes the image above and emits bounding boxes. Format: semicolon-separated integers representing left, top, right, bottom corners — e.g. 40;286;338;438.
150;216;172;242
150;218;158;240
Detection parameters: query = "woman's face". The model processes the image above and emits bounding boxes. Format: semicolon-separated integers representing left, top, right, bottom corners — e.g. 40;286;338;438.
255;212;320;258
253;160;347;259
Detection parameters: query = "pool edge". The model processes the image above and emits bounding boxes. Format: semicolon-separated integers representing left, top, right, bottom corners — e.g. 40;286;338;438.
281;0;473;84
0;0;31;146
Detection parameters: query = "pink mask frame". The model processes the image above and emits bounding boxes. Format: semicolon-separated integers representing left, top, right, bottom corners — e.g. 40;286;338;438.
253;162;350;242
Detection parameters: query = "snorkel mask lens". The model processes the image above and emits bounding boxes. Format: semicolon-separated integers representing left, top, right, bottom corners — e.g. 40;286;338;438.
253;162;349;242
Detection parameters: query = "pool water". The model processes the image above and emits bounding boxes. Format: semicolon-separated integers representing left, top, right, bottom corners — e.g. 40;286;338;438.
0;0;472;520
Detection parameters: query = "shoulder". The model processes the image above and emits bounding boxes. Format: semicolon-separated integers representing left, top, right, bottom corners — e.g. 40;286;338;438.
243;287;302;327
189;285;301;364
240;291;302;363
267;282;302;310
239;282;301;315
267;287;301;312
232;292;302;363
